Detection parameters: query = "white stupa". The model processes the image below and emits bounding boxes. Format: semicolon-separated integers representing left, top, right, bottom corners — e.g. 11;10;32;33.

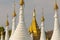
11;0;16;35
40;9;46;40
9;0;32;40
5;15;9;40
51;0;60;40
1;32;3;40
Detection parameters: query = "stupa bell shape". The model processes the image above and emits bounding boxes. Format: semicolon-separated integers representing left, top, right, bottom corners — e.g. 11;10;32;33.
9;0;32;40
40;9;46;40
51;0;60;40
5;15;9;40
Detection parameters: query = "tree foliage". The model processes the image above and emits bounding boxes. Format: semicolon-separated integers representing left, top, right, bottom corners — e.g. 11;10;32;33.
0;26;4;32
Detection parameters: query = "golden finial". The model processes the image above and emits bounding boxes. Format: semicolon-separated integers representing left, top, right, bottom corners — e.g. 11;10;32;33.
41;8;45;22
12;0;16;17
33;8;36;17
12;10;16;17
6;15;9;26
20;0;24;5
54;0;59;10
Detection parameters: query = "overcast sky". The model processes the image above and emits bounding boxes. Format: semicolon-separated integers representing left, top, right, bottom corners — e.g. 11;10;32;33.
0;0;60;31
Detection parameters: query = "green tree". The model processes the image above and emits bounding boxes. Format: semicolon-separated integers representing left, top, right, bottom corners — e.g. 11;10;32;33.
0;26;4;32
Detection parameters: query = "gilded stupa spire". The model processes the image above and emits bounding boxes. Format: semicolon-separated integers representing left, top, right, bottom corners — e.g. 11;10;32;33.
28;8;40;40
5;15;9;26
20;0;24;5
41;8;45;22
12;0;16;17
54;0;59;10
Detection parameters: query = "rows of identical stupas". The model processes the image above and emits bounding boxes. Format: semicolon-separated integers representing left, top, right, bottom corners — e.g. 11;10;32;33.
0;0;60;40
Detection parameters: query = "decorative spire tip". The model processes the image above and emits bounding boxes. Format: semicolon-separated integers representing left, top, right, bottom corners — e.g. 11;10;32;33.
12;0;16;17
6;15;9;26
54;0;59;10
33;8;36;17
20;0;24;5
41;8;45;22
